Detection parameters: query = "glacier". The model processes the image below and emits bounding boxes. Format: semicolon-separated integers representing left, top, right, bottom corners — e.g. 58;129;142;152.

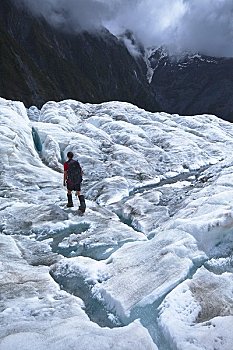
0;97;233;350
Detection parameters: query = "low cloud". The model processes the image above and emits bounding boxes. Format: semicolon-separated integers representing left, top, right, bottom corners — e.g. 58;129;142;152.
16;0;233;57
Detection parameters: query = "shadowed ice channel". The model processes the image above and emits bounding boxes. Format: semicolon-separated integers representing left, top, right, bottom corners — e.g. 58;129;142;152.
50;270;122;328
36;164;217;347
37;223;122;260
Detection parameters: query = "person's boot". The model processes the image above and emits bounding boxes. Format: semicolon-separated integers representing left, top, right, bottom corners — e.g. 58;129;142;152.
67;194;74;207
78;195;86;213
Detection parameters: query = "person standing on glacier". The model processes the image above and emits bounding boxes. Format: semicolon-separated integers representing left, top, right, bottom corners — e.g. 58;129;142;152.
63;151;86;213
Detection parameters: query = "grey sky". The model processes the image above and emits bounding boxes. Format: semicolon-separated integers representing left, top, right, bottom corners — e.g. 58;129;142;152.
17;0;233;57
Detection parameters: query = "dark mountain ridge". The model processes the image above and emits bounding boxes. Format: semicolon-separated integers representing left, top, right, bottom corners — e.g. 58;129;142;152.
149;48;233;122
1;0;233;122
0;0;158;111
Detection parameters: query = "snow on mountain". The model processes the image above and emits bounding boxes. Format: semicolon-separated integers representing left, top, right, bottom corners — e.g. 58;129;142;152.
147;47;233;122
145;47;218;83
1;97;233;350
144;46;169;83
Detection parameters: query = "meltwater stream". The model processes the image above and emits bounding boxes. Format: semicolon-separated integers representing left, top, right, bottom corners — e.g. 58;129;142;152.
50;270;122;329
40;166;217;349
35;221;123;329
41;178;202;349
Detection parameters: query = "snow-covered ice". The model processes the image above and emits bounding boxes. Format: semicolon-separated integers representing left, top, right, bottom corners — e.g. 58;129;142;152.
1;96;233;349
158;267;233;350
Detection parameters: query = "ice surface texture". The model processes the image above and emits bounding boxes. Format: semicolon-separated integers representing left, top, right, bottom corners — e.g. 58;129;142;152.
1;97;233;350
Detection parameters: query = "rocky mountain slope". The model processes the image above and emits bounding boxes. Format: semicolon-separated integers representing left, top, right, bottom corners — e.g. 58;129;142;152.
149;48;233;122
0;0;158;111
1;0;233;122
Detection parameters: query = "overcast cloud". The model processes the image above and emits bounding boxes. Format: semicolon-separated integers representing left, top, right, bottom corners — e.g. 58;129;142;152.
17;0;233;57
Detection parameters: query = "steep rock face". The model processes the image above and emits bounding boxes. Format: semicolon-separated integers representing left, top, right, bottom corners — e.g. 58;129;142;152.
0;0;159;111
1;0;233;122
0;2;54;107
149;49;233;122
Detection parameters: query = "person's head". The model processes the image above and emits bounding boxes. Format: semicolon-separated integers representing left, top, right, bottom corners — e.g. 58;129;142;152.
67;151;74;159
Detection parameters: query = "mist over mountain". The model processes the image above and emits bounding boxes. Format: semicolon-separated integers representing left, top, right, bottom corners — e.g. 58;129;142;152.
1;0;160;110
1;0;233;122
15;0;233;58
1;2;233;349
